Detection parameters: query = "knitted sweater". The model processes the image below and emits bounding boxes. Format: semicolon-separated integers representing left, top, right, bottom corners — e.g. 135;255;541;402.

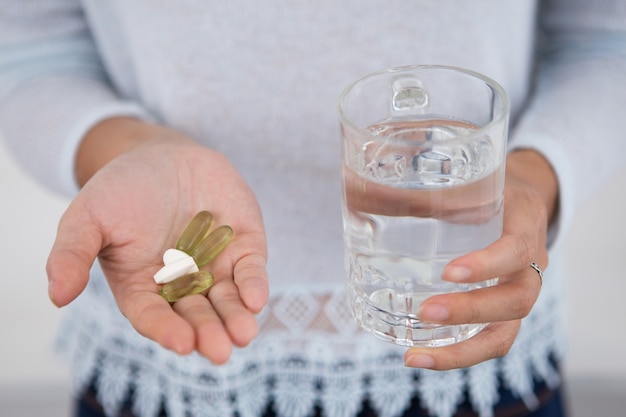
2;1;626;416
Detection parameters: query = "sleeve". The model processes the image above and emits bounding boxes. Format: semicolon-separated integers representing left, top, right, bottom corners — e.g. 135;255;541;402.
0;0;153;197
509;0;626;248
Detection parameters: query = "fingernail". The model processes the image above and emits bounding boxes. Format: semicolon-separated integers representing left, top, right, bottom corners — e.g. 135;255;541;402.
444;265;472;282
417;303;449;322
405;353;435;368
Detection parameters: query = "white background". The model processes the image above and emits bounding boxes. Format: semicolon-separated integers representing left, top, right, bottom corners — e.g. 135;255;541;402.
1;141;625;416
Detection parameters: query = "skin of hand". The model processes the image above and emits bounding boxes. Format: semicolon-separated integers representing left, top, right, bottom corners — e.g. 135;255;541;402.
404;149;559;370
46;117;269;365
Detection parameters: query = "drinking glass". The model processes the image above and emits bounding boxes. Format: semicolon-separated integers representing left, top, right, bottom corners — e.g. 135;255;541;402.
338;65;509;347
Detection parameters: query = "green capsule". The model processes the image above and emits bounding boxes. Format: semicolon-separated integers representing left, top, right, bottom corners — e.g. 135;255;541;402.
160;270;215;302
190;225;233;267
175;211;214;254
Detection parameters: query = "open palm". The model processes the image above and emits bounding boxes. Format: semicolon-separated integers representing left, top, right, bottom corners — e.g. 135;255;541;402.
46;137;268;364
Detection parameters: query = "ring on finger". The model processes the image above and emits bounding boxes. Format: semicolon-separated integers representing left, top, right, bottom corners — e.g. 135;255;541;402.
529;262;543;285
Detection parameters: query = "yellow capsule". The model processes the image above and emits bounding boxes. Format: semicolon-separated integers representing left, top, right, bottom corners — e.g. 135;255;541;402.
190;225;233;267
175;211;214;254
159;270;214;303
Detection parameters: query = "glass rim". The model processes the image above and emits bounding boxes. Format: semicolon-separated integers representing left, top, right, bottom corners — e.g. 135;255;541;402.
337;64;510;143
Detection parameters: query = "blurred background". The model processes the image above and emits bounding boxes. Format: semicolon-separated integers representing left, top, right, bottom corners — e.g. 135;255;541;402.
1;139;625;417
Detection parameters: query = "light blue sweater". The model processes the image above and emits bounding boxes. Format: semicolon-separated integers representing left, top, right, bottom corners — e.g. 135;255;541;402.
2;1;626;416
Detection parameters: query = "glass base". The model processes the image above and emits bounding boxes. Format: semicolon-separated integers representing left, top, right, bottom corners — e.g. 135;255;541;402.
349;288;487;347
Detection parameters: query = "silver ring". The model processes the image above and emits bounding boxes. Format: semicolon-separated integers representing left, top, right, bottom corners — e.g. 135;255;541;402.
530;262;543;285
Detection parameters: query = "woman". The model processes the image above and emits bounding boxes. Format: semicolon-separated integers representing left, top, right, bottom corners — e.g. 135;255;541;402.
1;1;625;416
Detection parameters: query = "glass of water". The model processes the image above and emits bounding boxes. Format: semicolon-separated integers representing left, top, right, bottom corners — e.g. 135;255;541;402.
338;65;510;347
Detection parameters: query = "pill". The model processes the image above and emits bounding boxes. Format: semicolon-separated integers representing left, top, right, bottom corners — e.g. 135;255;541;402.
190;225;234;267
176;210;214;254
153;255;199;284
160;270;215;302
163;248;191;265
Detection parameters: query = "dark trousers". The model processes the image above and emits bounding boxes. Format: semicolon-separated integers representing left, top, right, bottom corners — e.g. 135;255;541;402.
76;379;567;417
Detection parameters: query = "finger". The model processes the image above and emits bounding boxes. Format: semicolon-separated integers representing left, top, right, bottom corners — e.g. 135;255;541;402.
208;279;259;348
404;320;521;370
442;184;549;284
418;267;542;325
442;232;544;284
233;252;268;313
172;294;233;364
46;203;103;307
120;291;196;355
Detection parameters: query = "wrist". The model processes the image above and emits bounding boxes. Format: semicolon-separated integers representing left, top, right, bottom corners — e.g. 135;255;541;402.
75;117;185;187
506;149;560;225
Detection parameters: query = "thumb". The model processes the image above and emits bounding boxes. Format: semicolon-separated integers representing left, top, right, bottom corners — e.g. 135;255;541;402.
46;202;103;307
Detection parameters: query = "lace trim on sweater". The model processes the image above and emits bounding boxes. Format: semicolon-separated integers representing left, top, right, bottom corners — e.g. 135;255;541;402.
55;267;566;417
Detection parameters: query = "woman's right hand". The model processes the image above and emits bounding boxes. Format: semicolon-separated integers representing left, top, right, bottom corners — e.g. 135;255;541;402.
46;118;269;364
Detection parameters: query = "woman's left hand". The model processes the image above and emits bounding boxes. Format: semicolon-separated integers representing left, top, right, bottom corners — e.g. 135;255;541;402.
404;150;558;370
